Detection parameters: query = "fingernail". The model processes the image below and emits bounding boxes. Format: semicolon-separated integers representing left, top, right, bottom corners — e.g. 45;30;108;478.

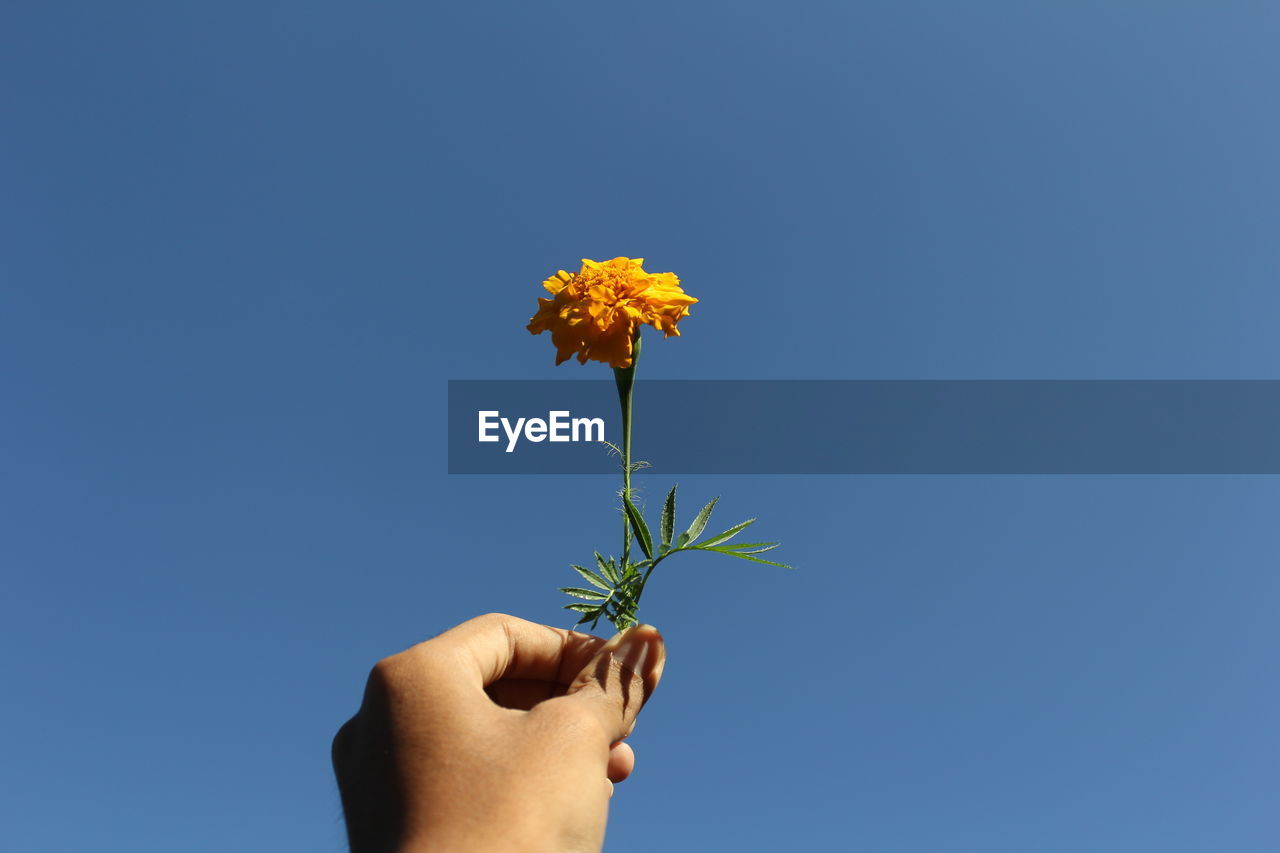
609;625;666;695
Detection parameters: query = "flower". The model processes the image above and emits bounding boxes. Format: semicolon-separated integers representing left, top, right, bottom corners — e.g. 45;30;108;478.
527;257;697;368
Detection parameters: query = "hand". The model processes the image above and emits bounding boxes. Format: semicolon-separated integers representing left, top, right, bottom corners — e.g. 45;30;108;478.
332;613;667;853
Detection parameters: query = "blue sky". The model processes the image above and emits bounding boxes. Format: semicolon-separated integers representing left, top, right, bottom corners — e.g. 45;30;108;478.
2;2;1278;850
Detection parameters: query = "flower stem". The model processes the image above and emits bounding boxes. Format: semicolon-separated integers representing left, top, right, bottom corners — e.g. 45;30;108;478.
612;330;642;573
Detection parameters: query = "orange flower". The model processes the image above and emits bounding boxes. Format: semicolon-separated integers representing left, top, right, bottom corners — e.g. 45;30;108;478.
527;257;697;368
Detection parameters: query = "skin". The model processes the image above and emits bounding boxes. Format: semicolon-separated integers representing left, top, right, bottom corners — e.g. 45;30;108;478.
332;613;667;853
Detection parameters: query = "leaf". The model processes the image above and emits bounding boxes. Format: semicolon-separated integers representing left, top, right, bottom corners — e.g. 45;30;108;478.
610;599;638;629
694;545;792;568
684;496;719;543
714;542;780;554
699;518;756;547
560;587;609;600
564;603;600;613
595;552;619;584
623;495;654;560
571;564;611;591
574;612;595;626
725;552;791;568
659;484;677;551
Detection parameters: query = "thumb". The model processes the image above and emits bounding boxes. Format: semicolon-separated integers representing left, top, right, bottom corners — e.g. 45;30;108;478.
564;624;666;743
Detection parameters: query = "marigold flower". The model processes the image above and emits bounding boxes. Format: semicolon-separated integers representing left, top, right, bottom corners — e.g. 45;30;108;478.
527;257;697;368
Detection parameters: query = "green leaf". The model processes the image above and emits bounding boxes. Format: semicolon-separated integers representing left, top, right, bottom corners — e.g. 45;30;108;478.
694;545;792;568
715;542;780;554
560;586;609;600
623;495;654;560
571;564;611;591
574;611;596;626
699;518;756;547
564;603;600;613
684;496;719;543
610;601;638;629
659;484;677;551
595;552;619;584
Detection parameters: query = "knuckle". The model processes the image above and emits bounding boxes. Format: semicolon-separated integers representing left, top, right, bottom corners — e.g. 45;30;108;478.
471;612;518;631
363;653;423;705
404;640;459;678
365;643;455;705
367;655;403;690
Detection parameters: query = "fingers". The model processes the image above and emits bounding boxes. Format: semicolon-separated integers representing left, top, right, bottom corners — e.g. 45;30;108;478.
606;741;635;783
422;612;607;692
563;624;666;744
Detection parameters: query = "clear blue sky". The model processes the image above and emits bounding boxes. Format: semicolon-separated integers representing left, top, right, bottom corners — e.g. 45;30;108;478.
3;2;1278;850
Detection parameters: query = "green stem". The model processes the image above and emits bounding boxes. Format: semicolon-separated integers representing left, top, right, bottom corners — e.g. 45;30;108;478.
612;330;642;576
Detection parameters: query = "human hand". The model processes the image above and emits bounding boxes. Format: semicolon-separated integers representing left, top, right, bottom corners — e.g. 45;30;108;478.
332;613;667;853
